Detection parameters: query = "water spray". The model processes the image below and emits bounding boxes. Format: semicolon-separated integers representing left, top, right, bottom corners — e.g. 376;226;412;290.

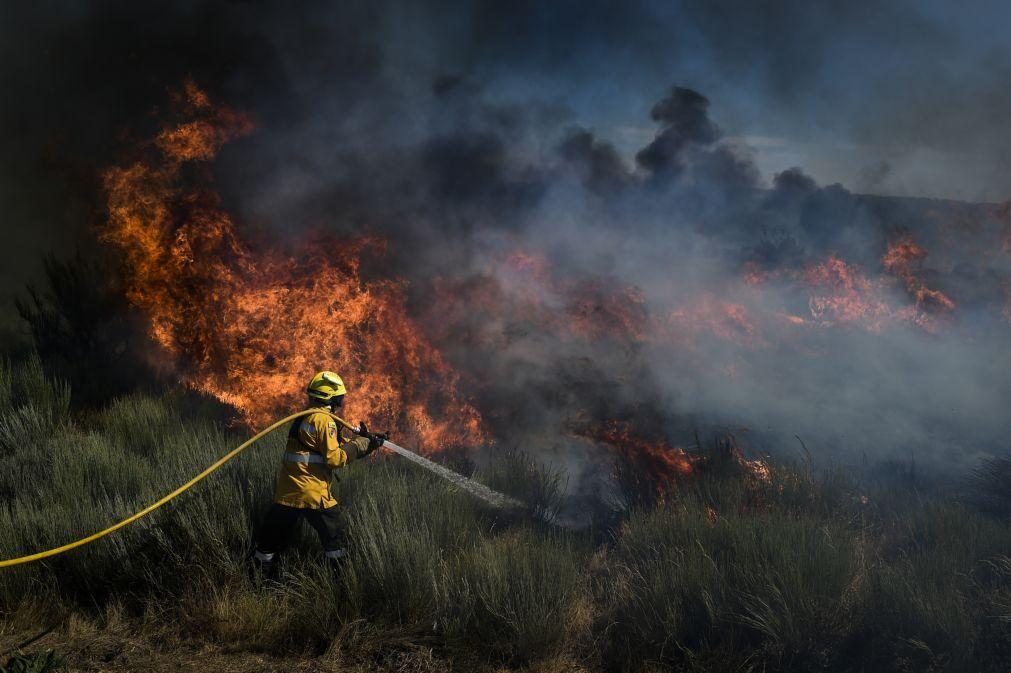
380;439;521;509
330;415;522;511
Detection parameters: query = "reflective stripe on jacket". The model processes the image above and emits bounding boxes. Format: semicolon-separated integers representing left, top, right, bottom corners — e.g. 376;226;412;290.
272;407;370;509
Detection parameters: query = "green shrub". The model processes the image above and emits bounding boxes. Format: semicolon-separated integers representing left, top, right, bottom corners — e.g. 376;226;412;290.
600;501;860;670
0;650;64;673
99;393;177;457
861;559;975;672
15;253;156;405
0;385;272;612
445;529;580;662
343;460;488;624
0;354;70;455
968;456;1011;518
854;503;1011;673
475;449;566;522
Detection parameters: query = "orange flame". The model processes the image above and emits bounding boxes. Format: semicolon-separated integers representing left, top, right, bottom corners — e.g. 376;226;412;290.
661;294;763;347
594;420;698;481
747;248;957;334
582;420;770;500
882;235;955;330
802;255;894;331
102;81;484;449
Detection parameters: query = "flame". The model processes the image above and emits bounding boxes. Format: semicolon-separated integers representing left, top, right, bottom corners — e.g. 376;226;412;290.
802;255;894;331
882;235;955;331
581;420;770;500
661;294;763;347
749;247;958;334
593;420;698;480
101;81;484;449
431;250;767;352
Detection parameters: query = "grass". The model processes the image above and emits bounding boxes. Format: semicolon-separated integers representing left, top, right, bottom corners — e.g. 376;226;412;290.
598;498;861;670
0;355;1009;672
473;449;567;523
0;651;64;673
968;456;1011;518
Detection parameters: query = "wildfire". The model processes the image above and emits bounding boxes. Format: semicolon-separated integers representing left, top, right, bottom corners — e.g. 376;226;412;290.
593;420;698;480
802;255;894;331
586;420;700;503
749;245;958;334
94;80;1005;493
102;81;484;449
661;294;763;347
580;420;771;501
882;235;955;330
565;280;650;342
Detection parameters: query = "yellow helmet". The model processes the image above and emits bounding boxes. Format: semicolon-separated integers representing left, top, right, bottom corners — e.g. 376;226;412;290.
307;371;347;401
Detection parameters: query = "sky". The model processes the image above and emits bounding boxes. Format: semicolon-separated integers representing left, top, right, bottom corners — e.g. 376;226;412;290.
450;0;1011;202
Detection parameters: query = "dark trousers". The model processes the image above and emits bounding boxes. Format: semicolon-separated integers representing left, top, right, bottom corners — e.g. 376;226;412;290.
254;503;346;560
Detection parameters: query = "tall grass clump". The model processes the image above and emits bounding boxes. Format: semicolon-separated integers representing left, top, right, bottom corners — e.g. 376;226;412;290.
475;449;566;522
0;354;70;456
0;376;273;616
599;493;861;671
185;457;585;662
343;460;488;625
855;502;1011;672
339;459;581;661
444;529;580;663
967;456;1011;519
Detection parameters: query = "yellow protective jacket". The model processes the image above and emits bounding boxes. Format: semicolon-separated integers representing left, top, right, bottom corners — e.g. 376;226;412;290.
272;407;371;509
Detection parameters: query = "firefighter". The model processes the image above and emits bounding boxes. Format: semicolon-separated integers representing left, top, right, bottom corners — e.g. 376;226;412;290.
253;371;387;576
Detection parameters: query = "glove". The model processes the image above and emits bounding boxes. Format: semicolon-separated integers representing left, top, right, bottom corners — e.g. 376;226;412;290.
357;422;389;456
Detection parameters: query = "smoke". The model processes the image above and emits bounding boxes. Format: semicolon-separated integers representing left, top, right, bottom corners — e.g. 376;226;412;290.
3;0;1010;481
236;71;1007;474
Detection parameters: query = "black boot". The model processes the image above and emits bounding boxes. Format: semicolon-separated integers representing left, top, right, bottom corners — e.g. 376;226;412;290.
324;548;348;574
252;550;279;584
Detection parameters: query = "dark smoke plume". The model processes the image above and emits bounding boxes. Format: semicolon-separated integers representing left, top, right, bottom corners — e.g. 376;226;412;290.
3;1;1010;488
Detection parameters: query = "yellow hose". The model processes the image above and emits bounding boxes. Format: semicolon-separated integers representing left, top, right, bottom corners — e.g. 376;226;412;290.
0;408;363;569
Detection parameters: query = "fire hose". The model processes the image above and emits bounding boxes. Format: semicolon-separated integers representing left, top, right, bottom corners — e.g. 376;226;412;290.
0;409;520;569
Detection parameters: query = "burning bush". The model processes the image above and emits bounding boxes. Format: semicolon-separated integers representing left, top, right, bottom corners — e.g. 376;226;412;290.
101;81;484;448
